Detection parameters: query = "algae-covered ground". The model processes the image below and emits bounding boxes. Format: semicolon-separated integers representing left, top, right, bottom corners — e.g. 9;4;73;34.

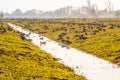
0;22;86;80
10;19;120;65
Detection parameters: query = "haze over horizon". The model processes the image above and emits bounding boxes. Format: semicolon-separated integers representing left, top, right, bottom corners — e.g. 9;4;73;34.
0;0;120;13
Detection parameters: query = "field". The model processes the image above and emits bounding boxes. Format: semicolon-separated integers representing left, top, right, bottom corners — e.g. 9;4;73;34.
0;22;86;80
10;18;120;65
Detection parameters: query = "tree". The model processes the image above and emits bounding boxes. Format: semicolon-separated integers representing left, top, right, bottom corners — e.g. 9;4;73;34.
0;11;4;21
87;0;92;10
66;6;72;19
106;0;113;13
91;4;98;18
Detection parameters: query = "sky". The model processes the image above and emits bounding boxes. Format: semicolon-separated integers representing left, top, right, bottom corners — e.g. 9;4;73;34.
0;0;120;13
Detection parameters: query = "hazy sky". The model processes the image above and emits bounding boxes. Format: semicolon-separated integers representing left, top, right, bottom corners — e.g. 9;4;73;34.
0;0;120;13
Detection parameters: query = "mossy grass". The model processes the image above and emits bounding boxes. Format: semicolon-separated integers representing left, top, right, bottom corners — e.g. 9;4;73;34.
9;18;120;66
0;22;86;80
